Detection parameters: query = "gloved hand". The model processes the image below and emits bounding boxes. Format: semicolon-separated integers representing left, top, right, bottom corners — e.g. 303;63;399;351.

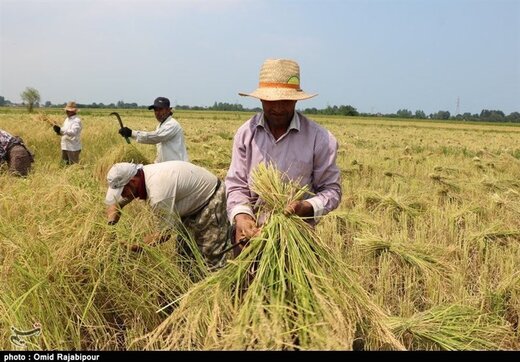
119;127;132;138
53;125;61;135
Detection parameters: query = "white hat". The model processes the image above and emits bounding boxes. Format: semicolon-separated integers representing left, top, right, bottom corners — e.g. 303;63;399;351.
105;163;143;205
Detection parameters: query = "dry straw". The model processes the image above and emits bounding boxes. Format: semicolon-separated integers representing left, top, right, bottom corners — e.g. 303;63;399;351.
93;144;151;183
388;304;515;350
354;234;450;278
139;163;404;350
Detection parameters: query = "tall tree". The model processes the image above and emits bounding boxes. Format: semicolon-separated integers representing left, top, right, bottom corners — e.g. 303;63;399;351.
414;110;426;119
20;87;41;112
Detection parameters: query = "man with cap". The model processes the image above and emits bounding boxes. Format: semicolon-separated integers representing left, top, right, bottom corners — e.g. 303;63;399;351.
53;101;82;165
225;58;342;256
118;97;188;163
105;160;230;269
0;129;34;176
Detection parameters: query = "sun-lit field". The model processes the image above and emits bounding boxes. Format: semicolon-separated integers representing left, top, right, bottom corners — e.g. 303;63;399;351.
1;108;519;350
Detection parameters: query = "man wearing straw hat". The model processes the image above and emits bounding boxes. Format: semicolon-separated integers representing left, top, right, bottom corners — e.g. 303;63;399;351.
105;160;230;269
225;58;342;256
53;101;82;165
117;96;189;163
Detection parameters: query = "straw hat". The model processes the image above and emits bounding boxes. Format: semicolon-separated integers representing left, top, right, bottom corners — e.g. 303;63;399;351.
239;59;317;101
64;101;79;112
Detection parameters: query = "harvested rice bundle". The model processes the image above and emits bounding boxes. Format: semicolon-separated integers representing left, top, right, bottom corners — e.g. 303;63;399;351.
388;304;515;350
140;163;404;350
32;112;59;127
355;234;450;278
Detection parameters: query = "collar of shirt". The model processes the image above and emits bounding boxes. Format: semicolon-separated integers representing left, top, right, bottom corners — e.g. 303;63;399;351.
159;115;172;126
258;111;301;137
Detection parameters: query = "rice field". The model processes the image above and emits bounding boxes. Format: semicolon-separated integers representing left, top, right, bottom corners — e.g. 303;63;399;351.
0;107;519;350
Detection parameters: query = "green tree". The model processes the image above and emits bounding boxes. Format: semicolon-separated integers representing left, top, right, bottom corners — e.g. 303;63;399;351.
20;87;41;112
480;109;505;122
432;110;451;120
396;109;412;118
414;110;426;119
507;112;520;123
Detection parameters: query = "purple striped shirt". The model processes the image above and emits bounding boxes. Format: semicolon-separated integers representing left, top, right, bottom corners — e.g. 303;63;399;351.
225;111;341;223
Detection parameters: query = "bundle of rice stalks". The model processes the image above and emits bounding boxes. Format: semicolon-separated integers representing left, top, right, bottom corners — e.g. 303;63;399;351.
388;304;515;350
486;272;520;333
354;234;449;278
450;206;488;228
93;144;151;183
491;191;520;214
433;165;462;175
32;112;58;127
363;191;426;219
470;225;520;247
429;173;461;192
139;163;404;350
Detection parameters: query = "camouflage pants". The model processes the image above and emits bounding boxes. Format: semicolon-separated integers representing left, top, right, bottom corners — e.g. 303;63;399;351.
181;180;231;270
8;145;33;177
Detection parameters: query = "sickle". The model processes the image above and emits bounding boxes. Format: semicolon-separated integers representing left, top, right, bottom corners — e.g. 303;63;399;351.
110;112;130;144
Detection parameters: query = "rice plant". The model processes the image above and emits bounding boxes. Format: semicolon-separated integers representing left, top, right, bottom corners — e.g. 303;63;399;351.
388;304;514;350
140;163;404;350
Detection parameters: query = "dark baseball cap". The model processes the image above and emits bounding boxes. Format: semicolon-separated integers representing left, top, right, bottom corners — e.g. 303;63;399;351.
148;97;170;110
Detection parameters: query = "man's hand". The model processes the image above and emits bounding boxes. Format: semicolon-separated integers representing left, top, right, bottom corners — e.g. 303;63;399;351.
284;200;314;218
119;127;132;138
233;213;259;253
53;125;61;135
143;232;171;246
131;232;171;253
106;204;121;225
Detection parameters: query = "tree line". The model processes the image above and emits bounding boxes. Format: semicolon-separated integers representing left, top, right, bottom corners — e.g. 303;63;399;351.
1;88;519;123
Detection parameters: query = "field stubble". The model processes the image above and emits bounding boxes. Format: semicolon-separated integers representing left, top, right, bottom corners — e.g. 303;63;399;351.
0;109;519;350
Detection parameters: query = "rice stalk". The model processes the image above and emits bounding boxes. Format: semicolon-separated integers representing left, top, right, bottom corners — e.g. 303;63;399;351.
470;226;520;247
388;304;515;350
140;163;404;350
363;191;426;219
93;144;151;183
32;112;59;127
485;271;520;332
429;173;461;192
354;234;449;278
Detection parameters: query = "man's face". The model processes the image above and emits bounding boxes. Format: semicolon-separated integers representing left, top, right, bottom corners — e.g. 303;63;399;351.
261;100;297;126
65;110;76;117
121;177;139;201
153;107;170;122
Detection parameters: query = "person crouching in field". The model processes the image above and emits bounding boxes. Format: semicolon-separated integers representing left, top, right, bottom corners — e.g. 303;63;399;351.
0;129;34;177
53;101;82;165
105;161;231;270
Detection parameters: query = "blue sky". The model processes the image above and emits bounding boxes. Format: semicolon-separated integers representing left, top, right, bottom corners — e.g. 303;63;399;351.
1;0;518;115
